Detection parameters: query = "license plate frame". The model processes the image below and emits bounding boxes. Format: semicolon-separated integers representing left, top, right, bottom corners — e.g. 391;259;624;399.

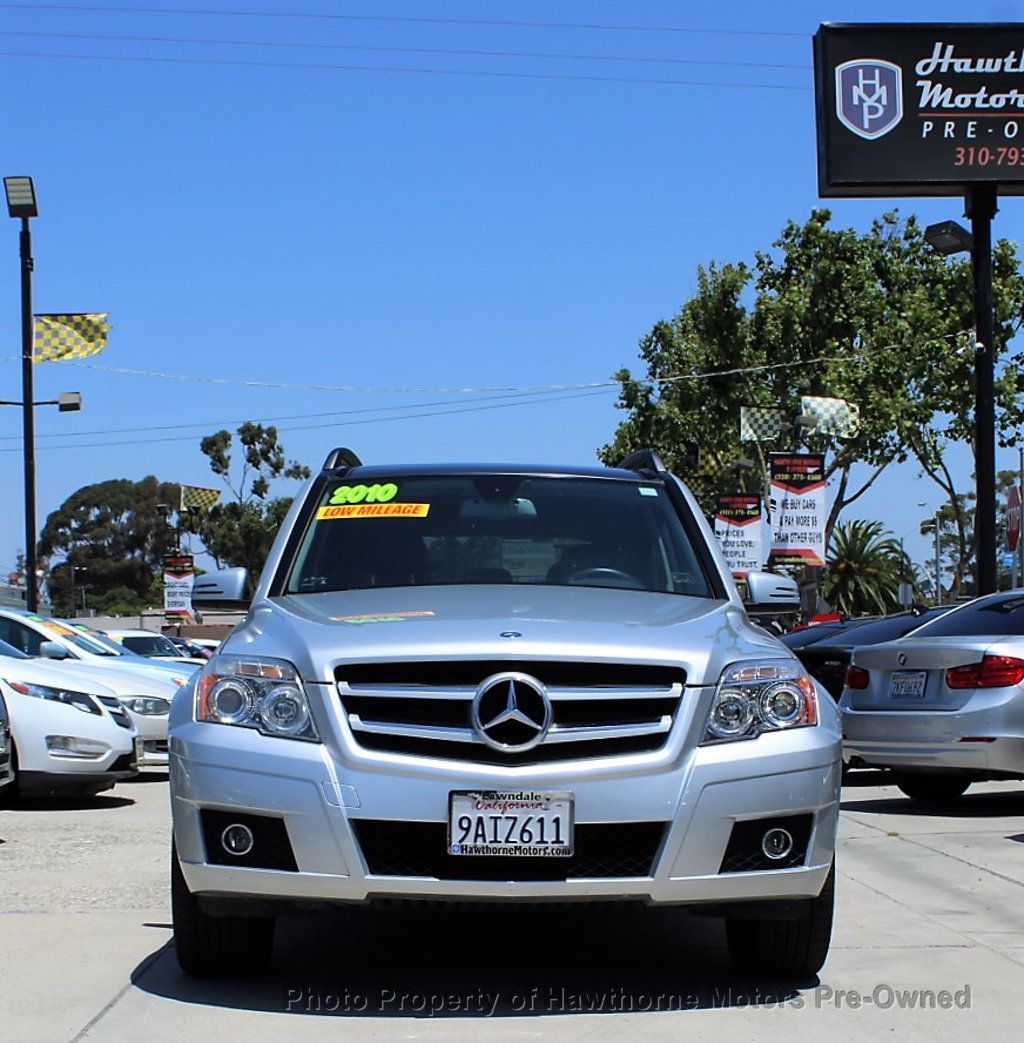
447;790;574;857
889;670;927;700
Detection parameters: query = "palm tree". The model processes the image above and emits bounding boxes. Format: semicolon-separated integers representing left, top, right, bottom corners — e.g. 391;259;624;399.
821;520;912;617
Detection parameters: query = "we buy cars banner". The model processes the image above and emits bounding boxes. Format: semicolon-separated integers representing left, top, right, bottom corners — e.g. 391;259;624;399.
713;494;765;576
768;454;828;568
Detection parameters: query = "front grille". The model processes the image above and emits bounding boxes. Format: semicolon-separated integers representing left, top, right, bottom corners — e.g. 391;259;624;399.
200;809;298;871
353;820;666;880
719;814;813;873
96;695;133;729
336;660;684;765
143;740;169;753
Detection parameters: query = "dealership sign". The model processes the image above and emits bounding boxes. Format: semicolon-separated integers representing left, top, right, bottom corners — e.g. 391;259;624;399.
815;23;1024;195
768;454;828;569
713;494;765;576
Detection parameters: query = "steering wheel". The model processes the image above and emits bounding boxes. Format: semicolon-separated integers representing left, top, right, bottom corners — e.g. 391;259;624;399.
566;567;643;590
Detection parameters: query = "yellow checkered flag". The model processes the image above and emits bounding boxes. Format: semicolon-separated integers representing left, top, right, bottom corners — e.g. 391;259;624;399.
179;485;221;512
33;313;110;363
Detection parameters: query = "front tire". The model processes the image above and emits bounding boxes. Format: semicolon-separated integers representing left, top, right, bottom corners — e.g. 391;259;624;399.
171;842;275;977
892;772;970;805
725;863;835;979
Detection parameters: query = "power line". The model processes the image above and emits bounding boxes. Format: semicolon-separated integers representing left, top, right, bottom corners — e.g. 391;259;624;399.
0;4;808;39
0;48;811;89
0;30;809;71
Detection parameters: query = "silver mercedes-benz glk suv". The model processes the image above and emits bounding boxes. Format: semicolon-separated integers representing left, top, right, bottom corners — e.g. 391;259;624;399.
169;448;840;978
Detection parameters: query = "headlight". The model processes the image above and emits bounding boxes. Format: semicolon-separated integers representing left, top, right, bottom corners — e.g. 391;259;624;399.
701;660;817;744
122;697;171;715
5;679;101;715
195;654;320;742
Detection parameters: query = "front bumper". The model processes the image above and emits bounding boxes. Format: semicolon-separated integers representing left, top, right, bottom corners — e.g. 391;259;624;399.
171;719;840;909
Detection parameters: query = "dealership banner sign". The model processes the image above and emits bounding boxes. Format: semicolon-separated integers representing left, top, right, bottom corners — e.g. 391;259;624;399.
814;23;1024;195
768;455;828;568
713;494;764;575
163;554;195;623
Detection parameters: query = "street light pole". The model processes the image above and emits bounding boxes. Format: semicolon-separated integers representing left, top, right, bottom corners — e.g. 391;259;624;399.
4;176;39;612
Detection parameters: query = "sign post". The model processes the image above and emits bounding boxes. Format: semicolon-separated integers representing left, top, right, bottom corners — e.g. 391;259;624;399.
814;22;1023;594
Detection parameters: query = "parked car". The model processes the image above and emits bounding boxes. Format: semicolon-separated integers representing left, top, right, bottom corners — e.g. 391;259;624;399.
0;614;175;767
0;609;195;689
0;689;13;791
787;607;953;700
167;636;214;660
841;591;1024;803
103;628;206;666
170;447;841;979
0;638;138;798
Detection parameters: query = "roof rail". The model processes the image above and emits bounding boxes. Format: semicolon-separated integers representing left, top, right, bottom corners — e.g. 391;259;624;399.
616;448;668;478
322;447;363;471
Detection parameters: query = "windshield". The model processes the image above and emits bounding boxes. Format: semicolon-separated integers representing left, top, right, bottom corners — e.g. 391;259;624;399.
39;618;119;656
285;474;713;596
909;594;1024;638
120;634;184;657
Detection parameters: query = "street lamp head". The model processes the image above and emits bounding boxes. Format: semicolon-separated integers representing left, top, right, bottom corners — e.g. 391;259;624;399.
3;176;37;219
57;391;82;413
924;219;973;255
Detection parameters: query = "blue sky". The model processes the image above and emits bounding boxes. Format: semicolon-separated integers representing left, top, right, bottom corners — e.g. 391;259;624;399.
2;0;1023;582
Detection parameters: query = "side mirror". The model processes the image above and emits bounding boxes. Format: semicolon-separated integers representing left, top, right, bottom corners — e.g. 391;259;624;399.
39;640;70;660
744;571;800;614
191;567;252;610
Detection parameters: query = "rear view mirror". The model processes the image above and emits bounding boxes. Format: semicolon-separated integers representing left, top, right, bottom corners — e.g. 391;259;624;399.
744;571;800;614
191;567;252;610
39;640;69;660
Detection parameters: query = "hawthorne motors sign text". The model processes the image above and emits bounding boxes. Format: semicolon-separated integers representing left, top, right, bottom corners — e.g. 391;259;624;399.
815;23;1024;195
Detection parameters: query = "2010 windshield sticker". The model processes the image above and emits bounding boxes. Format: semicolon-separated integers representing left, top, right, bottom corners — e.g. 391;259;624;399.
316;503;430;520
329;483;399;505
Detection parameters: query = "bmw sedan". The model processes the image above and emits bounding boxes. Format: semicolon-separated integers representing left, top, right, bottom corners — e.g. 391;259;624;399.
840;592;1024;803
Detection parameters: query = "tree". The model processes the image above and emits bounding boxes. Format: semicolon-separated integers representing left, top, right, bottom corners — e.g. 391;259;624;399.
600;210;1024;555
821;520;910;617
193;423;310;575
38;477;182;614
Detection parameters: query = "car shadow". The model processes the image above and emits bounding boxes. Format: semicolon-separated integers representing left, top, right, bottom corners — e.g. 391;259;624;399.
131;905;809;1017
840;789;1024;818
3;792;135;812
122;771;169;784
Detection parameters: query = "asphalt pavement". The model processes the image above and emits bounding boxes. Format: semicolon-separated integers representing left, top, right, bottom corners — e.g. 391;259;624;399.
3;769;1024;1041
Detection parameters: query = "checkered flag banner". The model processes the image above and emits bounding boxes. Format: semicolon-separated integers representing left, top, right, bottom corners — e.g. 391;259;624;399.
33;313;110;363
740;406;783;442
801;396;860;439
179;485;221;512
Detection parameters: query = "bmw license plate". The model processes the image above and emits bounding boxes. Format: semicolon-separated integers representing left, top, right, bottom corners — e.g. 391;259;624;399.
448;790;574;857
889;670;927;699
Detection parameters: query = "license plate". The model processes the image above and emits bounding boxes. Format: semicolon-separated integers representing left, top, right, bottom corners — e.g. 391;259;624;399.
448;791;574;857
889;670;927;699
134;737;144;763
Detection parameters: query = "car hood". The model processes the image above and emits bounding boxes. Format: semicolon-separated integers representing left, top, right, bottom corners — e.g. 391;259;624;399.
0;654;120;698
26;659;178;698
227;585;786;687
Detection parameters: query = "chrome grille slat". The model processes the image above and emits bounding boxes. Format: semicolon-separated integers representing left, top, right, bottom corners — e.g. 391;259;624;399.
335;661;684;765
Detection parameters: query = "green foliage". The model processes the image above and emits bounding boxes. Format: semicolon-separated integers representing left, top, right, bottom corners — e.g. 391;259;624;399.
90;584;146;617
39;477;182;614
601;210;1024;551
195;423;310;575
821;520;911;617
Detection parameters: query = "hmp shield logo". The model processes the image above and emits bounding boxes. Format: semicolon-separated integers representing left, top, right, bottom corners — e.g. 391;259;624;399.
835;59;903;140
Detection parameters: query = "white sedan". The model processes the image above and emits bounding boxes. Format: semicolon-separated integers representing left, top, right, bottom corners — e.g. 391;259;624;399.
0;640;138;799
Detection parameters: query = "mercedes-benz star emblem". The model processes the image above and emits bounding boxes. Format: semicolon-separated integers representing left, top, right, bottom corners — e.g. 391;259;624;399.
898;653;907;666
471;672;551;752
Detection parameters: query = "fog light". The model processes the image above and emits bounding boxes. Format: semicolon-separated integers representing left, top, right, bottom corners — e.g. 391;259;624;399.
45;735;109;758
221;823;254;857
761;827;794;861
